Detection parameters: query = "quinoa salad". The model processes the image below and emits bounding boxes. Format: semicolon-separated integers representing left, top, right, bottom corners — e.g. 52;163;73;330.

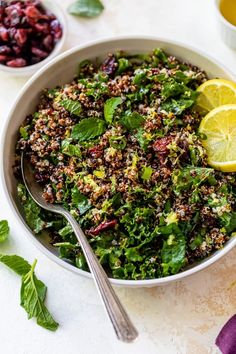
15;48;236;280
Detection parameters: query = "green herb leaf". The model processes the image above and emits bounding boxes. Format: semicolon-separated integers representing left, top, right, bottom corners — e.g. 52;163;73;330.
61;140;81;157
20;260;58;331
0;220;9;243
20;126;29;140
116;58;130;75
0;255;31;276
172;167;214;196
161;80;186;100
104;97;122;124
68;0;104;18
161;234;186;276
141;166;153;181
71;186;91;215
60;99;82;116
153;48;168;64
109;135;127;150
17;184;52;234
161;98;195;115
120;112;145;131
71;118;106;141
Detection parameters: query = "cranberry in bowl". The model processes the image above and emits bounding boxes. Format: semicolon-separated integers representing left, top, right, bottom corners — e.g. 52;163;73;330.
0;0;67;76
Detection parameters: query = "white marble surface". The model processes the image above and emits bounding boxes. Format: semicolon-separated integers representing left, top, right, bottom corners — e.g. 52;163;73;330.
1;0;236;353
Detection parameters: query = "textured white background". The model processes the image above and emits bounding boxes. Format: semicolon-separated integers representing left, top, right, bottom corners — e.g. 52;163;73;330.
0;0;236;353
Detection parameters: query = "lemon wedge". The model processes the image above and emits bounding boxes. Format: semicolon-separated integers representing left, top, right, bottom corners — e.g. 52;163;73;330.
199;104;236;172
197;79;236;113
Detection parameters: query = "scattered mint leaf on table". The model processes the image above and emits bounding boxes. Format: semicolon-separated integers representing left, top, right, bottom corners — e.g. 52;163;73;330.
0;255;31;276
0;220;9;243
21;260;58;331
68;0;104;18
0;252;58;331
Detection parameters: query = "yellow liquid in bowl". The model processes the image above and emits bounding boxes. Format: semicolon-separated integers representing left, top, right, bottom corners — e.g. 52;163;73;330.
220;0;236;26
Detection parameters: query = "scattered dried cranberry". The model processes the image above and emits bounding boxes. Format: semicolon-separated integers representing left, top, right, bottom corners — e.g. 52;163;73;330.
0;0;63;68
88;220;118;236
101;54;117;75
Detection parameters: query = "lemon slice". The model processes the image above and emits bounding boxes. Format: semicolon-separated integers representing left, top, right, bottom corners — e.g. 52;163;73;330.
199;104;236;172
196;79;236;113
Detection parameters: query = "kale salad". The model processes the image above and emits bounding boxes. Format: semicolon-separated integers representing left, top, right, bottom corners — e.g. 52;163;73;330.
15;48;236;280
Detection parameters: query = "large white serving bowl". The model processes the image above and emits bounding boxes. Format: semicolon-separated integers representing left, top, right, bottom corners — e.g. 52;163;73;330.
1;36;236;287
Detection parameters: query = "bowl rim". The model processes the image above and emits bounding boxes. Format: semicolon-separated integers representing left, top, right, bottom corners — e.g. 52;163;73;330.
2;35;236;287
0;0;67;76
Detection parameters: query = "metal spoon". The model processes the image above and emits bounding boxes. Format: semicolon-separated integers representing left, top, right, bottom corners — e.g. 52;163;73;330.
21;153;138;343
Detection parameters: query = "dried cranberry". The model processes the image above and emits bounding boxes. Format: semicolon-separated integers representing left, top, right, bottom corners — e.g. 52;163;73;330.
24;5;44;22
101;54;117;75
6;58;26;67
15;29;27;46
153;136;173;164
50;19;62;39
0;26;8;41
0;54;8;62
0;45;11;54
87;145;103;158
42;34;53;50
12;45;21;55
34;22;49;34
5;4;23;27
88;220;117;236
0;1;7;21
8;27;17;39
31;47;48;58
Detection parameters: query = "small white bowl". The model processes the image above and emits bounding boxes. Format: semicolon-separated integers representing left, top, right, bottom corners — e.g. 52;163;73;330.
0;0;67;77
2;36;236;287
215;0;236;49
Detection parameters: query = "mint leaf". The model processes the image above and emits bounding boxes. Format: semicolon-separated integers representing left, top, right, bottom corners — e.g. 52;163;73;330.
71;118;106;141
60;99;81;116
20;260;58;331
72;186;91;215
120;112;145;130
161;98;195;115
0;220;9;243
61;140;81;157
68;0;104;18
0;255;58;331
116;58;130;75
0;255;31;276
104;97;122;124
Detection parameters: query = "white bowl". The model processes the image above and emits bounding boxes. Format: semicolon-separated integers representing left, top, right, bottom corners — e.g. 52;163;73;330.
0;0;67;77
1;36;236;287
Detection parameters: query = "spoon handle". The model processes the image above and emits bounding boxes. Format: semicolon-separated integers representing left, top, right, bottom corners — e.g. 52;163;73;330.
63;211;138;343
